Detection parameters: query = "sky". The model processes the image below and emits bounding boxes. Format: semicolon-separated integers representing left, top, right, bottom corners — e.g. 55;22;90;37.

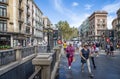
34;0;120;29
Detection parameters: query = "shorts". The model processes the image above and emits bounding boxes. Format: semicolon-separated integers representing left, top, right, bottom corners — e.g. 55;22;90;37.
64;48;66;51
95;47;99;52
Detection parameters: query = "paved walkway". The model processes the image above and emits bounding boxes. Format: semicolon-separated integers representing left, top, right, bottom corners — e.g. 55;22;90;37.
56;50;120;79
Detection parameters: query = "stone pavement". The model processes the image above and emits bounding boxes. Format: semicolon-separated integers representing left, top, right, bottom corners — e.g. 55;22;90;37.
56;49;120;79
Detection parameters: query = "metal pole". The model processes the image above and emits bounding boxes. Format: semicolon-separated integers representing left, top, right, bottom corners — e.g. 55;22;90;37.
47;29;50;52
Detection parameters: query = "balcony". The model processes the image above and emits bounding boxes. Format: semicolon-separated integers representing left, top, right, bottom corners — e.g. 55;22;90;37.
27;21;31;26
0;27;7;32
0;14;9;20
18;17;24;23
19;6;24;12
27;11;30;17
116;23;120;27
26;3;30;8
0;0;8;5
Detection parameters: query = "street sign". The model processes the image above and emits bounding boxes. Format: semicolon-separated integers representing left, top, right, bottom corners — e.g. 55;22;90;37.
57;40;62;44
106;38;110;43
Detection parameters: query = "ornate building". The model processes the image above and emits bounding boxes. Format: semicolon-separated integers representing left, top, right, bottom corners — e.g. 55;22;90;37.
88;11;108;41
0;0;44;47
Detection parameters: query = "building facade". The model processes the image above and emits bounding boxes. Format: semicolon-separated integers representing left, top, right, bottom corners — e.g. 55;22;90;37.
112;18;118;30
88;11;108;41
116;8;120;42
32;1;43;45
79;18;89;42
0;0;44;47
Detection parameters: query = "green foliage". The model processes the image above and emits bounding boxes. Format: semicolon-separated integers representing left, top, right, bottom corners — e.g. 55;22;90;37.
0;45;11;50
55;21;78;40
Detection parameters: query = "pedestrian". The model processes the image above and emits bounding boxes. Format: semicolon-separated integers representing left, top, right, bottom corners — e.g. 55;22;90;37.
66;43;75;69
63;41;67;53
106;43;110;56
110;43;114;56
95;42;100;57
80;43;94;78
90;43;96;69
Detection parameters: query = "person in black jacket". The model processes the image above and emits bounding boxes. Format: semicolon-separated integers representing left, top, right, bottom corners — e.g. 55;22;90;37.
110;43;114;56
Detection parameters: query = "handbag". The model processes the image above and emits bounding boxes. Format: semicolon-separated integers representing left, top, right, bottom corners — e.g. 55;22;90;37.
66;53;70;58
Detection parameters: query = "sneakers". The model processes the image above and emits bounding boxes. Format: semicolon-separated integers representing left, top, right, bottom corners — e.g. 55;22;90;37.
89;73;94;78
69;66;71;69
81;68;84;72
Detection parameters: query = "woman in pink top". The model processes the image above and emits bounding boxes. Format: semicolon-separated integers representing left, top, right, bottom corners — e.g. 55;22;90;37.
66;43;75;69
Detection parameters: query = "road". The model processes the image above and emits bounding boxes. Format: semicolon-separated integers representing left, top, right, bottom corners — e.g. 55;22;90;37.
56;50;120;79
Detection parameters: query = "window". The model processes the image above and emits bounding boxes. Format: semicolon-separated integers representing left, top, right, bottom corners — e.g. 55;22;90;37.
103;19;105;23
26;27;30;33
97;19;100;23
19;23;22;32
19;0;22;5
0;0;7;3
0;20;7;32
0;5;7;17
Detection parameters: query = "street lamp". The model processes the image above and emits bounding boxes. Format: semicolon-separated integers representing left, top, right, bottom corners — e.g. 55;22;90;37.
47;28;50;52
44;24;53;53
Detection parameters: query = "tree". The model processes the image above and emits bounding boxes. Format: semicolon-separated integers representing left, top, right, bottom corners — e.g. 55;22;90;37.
55;21;78;40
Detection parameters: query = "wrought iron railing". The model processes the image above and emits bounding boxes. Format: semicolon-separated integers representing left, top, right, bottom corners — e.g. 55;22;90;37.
37;45;47;53
21;47;35;58
0;49;16;67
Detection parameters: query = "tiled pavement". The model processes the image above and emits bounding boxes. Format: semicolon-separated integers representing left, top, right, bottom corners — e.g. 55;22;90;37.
56;49;120;79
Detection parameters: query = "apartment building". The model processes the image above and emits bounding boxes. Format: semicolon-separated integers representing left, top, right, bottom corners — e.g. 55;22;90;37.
88;11;108;41
0;0;44;47
32;1;43;45
112;18;118;30
116;8;120;42
79;18;89;42
0;0;10;46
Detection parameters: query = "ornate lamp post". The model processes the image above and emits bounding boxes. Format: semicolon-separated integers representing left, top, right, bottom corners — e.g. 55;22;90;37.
47;28;50;52
44;24;53;52
44;25;53;52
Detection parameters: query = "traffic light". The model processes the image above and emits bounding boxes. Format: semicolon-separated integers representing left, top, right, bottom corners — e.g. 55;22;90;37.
109;30;114;41
109;31;114;37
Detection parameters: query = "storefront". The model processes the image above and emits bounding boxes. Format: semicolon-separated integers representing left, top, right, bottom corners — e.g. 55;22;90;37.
0;35;11;46
13;35;26;47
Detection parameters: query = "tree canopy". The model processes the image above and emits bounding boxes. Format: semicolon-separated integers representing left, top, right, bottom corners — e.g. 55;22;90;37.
55;21;78;40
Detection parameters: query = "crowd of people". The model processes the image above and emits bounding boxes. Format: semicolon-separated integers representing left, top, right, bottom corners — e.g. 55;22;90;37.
62;41;115;78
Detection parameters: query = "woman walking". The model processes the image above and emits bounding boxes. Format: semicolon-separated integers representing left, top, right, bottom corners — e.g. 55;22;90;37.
66;43;75;69
80;43;94;78
90;44;96;69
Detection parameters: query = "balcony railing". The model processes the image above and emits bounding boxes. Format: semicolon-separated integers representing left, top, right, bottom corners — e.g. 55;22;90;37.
19;6;24;12
27;11;30;17
21;47;35;58
26;3;30;8
0;0;8;5
27;21;31;26
18;17;24;23
0;13;9;19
